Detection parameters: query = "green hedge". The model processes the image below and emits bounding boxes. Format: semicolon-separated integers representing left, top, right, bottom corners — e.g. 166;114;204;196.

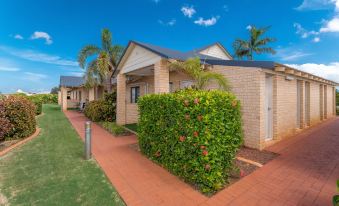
12;94;57;115
138;89;243;193
0;96;36;140
84;92;116;122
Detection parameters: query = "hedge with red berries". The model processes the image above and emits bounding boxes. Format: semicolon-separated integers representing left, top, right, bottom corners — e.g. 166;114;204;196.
137;89;243;193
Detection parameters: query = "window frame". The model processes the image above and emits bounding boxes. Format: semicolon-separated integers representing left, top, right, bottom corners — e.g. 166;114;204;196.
131;86;140;103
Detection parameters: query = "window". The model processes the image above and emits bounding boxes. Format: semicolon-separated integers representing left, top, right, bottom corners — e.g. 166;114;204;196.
180;80;194;89
131;86;140;103
169;82;174;93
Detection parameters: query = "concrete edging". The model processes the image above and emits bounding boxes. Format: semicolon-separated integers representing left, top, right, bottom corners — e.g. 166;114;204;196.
0;127;41;157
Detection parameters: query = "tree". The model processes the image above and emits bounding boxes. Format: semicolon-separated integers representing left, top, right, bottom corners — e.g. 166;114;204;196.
50;86;59;94
78;29;124;92
169;57;229;91
233;25;276;60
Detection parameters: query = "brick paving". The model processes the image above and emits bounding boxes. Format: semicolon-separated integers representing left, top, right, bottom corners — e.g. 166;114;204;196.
65;111;339;206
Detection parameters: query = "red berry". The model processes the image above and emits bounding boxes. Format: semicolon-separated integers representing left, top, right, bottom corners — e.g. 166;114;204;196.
197;115;203;121
179;136;186;142
193;131;199;137
194;98;200;104
200;145;206;149
202;150;208;156
185;114;190;120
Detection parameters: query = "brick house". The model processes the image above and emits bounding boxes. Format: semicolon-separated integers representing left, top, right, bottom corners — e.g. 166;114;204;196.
116;41;338;150
58;76;105;111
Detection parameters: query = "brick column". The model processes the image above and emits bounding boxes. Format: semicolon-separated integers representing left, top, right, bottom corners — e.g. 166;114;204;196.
154;59;169;93
61;86;68;111
89;88;95;101
116;73;126;125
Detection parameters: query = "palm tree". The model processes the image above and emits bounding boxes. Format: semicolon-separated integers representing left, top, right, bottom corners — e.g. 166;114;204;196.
169;57;229;91
233;26;276;60
78;29;124;92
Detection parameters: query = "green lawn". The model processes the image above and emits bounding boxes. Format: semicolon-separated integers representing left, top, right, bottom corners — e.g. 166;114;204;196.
0;104;125;206
124;123;138;133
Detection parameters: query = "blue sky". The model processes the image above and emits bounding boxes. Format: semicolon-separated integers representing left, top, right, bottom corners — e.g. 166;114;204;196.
0;0;339;93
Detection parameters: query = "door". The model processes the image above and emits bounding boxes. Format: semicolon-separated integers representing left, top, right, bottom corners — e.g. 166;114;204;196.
297;81;302;129
265;74;273;141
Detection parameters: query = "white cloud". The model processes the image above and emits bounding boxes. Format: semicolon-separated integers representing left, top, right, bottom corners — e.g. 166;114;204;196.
295;0;335;10
0;45;78;67
286;62;339;83
313;37;321;42
246;25;252;30
194;16;219;27
158;19;176;26
23;72;48;81
0;66;20;72
294;23;319;38
181;6;196;18
14;34;23;40
276;48;313;61
152;0;160;3
30;31;52;45
320;17;339;32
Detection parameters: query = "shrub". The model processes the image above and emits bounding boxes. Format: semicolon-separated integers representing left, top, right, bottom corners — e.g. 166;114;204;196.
98;121;128;136
27;97;42;115
1;96;36;139
138;89;243;193
0;101;13;140
28;94;58;104
84;92;116;122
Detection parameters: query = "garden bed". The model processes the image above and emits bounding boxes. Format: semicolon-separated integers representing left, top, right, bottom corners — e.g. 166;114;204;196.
97;121;132;136
130;143;278;196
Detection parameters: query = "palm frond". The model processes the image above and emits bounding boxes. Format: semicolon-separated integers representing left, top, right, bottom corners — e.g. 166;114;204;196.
254;47;276;55
78;45;100;68
199;72;230;91
101;28;112;52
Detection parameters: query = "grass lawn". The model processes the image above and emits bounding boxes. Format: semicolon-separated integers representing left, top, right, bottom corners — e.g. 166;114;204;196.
124;123;138;133
0;104;125;206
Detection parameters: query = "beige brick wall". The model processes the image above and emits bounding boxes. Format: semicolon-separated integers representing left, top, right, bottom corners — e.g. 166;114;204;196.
210;66;264;149
275;75;298;139
116;61;336;149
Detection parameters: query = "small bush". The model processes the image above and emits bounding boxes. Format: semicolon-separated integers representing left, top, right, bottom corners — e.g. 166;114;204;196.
27;97;42;115
0;102;13;140
84;92;116;122
1;96;36;139
98;121;127;136
138;89;243;193
29;94;58;104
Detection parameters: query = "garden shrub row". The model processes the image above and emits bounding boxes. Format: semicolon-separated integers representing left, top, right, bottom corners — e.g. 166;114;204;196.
84;92;116;122
138;89;243;193
13;93;58;115
0;96;36;140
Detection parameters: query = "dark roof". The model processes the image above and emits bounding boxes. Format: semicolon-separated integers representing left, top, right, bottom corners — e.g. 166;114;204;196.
204;59;276;69
59;76;84;87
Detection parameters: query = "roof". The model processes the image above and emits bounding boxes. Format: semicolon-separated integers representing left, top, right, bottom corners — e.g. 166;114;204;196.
59;76;84;87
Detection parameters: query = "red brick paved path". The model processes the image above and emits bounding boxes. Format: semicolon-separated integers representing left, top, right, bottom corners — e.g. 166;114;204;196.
65;111;339;206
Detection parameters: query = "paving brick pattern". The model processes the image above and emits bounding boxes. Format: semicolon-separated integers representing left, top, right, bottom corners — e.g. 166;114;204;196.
65;111;339;206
